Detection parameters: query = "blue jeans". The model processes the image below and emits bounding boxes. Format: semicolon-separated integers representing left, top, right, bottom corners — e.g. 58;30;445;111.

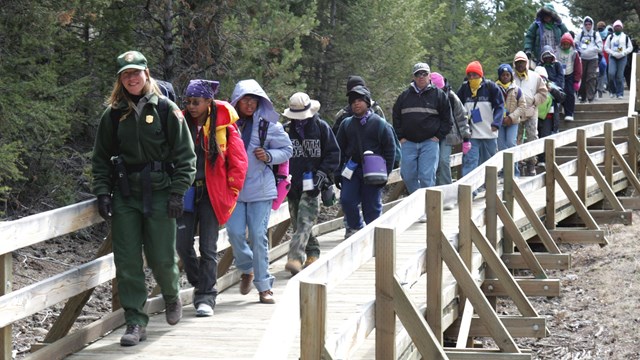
462;138;497;177
498;124;520;177
339;167;383;230
436;141;452;185
400;139;440;193
176;184;219;308
608;56;627;97
226;200;274;292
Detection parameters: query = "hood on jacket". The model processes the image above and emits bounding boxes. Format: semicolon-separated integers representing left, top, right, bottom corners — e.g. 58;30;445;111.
230;79;280;124
583;16;594;29
561;32;574;46
540;45;556;62
537;3;561;23
514;51;529;64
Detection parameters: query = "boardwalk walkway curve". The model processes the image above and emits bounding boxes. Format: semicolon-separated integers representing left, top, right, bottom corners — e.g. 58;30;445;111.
0;54;638;359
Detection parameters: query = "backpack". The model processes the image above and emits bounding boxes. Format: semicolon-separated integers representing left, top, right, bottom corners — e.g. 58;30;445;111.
156;79;177;103
342;115;400;169
258;118;291;209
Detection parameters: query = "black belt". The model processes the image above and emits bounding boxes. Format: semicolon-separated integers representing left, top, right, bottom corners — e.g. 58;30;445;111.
126;161;168;174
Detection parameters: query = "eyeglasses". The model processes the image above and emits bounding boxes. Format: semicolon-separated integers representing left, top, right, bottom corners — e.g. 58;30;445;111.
414;71;430;78
183;99;203;107
239;96;259;105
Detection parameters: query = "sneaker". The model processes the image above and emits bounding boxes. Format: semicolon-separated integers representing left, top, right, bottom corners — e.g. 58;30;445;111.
443;204;455;211
165;299;182;325
538;162;546;168
240;272;254;295
285;259;303;275
617;95;624;99
303;256;318;268
418;214;427;223
610;93;615;98
196;303;214;317
259;290;275;304
120;324;147;346
344;228;359;239
564;115;574;121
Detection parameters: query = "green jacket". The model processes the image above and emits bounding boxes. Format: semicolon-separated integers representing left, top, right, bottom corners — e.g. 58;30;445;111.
91;93;196;197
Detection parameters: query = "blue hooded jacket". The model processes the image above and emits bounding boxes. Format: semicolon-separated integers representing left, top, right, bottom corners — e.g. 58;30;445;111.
230;79;293;202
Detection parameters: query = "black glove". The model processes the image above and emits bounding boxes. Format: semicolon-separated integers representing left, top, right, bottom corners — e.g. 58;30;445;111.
167;193;184;218
313;170;329;190
334;175;342;190
97;194;112;220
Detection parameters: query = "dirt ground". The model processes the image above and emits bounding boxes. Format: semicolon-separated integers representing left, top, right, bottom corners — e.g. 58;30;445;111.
9;209;640;359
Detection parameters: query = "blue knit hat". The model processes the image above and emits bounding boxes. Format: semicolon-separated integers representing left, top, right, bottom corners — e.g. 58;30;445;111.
497;64;514;78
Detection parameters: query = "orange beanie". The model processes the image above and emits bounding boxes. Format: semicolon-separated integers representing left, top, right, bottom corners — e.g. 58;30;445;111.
466;61;483;77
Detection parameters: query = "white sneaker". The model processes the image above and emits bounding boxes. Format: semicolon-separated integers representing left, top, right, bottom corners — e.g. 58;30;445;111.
196;303;214;317
418;214;427;223
564;115;574;121
538;162;546;168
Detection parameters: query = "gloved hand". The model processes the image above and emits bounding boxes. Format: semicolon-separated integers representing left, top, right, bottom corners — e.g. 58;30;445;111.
97;195;112;220
462;141;472;155
573;82;580;92
167;193;184;218
334;175;342;190
313;170;329;190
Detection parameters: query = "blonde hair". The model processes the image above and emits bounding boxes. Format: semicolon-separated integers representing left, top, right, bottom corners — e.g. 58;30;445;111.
106;68;163;120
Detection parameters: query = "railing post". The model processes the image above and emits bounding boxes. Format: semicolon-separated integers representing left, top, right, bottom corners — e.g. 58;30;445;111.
0;254;11;360
502;154;515;253
426;189;443;345
485;166;498;249
629;116;638;176
375;226;396;359
457;184;473;347
605;123;614;186
545;139;556;229
577;129;587;202
300;281;327;360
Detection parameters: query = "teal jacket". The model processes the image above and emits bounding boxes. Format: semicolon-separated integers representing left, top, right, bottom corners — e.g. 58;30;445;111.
91;93;196;197
524;4;569;61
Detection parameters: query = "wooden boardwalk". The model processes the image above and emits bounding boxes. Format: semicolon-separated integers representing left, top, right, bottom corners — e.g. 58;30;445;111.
65;174;606;359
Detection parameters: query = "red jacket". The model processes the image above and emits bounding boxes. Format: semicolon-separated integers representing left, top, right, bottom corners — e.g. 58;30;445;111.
186;101;248;224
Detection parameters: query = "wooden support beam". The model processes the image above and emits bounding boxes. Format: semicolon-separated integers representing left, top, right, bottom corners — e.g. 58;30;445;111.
439;231;521;353
577;130;587;201
447;316;547;338
299;281;327;360
393;279;449;359
627;116;638;176
512;184;561;254
552;163;600;230
585;155;624;211
605;123;615;186
619;197;640;209
501;253;571;270
545;139;557;229
589;210;633;225
455;300;474;349
549;228;607;244
494;196;547;279
445;350;532;360
482;279;560;297
610;143;640;194
375;226;396;359
458;185;473;321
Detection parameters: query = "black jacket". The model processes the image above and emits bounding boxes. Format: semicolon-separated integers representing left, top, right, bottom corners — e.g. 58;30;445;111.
285;115;340;198
392;84;453;142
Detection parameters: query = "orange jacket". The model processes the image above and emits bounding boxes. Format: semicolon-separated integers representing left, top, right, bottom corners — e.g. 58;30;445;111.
186;100;248;224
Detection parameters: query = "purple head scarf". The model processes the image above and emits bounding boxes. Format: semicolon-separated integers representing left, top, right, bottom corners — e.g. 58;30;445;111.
185;79;220;99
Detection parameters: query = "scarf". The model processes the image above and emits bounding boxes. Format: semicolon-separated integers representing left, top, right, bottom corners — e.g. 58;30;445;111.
294;119;309;140
468;78;482;98
354;109;372;125
516;70;528;80
496;80;511;91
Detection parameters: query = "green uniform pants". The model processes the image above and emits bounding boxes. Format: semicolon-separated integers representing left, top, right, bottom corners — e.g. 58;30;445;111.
112;188;180;326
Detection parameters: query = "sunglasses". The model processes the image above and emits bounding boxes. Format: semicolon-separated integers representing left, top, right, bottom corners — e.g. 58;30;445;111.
414;71;430;78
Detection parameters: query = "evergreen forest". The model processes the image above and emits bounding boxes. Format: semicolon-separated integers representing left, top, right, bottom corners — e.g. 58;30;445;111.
0;0;638;219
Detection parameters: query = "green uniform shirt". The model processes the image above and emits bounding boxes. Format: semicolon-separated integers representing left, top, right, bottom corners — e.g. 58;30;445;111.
91;93;196;197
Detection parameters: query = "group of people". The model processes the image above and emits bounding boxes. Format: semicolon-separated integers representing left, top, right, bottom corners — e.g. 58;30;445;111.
91;7;635;345
91;50;399;346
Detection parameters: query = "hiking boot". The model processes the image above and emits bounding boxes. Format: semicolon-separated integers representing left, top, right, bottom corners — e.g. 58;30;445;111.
165;298;182;325
120;324;147;346
240;272;254;295
285;259;303;275
196;303;214;317
303;256;318;268
259;290;275;304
